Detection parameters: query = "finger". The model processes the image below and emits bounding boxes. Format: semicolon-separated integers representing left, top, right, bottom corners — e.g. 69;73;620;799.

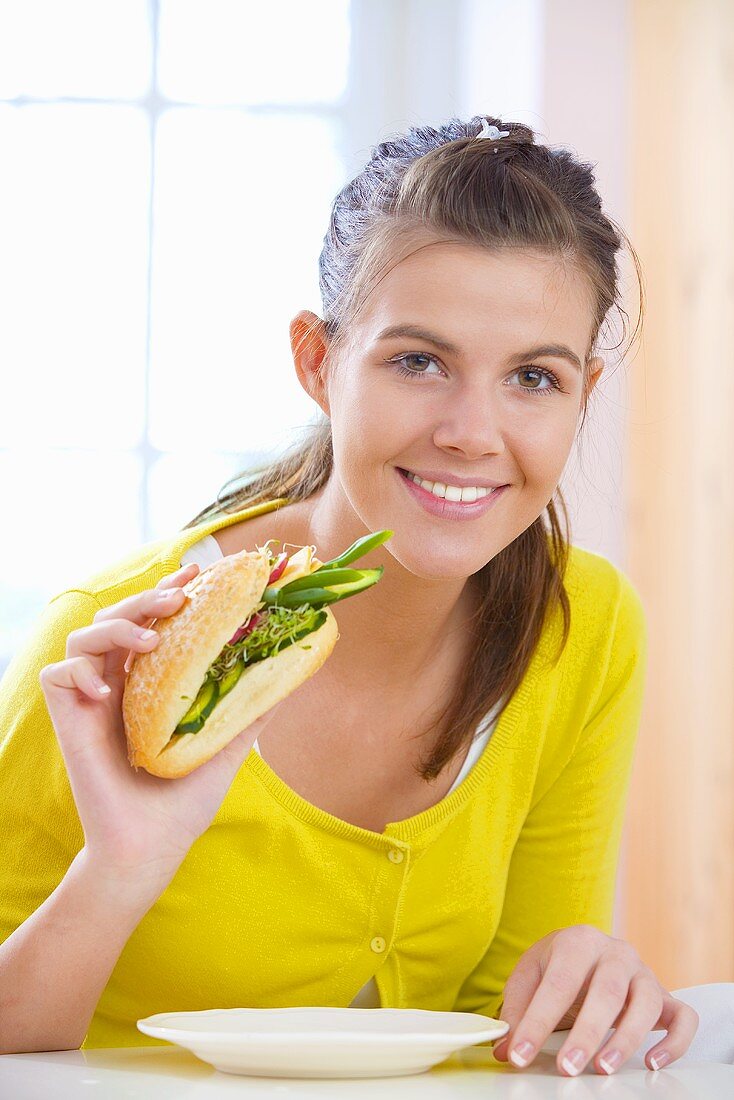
553;948;635;1075
503;940;599;1068
40;656;126;770
39;654;140;802
41;654;115;704
83;567;194;676
643;996;699;1071
92;562;199;626
66;618;161;680
561;968;658;1076
120;586;184;674
156;562;200;589
102;562;199;673
491;957;541;1062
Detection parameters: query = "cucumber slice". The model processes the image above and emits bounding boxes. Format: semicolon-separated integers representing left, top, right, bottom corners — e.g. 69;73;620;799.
174;676;219;735
218;660;244;699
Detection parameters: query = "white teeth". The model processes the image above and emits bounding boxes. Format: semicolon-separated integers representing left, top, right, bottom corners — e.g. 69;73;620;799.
405;470;495;502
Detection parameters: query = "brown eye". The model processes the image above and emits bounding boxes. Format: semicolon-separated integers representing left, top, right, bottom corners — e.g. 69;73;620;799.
387;353;444;380
512;366;562;395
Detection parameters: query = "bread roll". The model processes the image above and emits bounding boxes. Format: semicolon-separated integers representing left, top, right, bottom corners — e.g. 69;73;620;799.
122;547;339;778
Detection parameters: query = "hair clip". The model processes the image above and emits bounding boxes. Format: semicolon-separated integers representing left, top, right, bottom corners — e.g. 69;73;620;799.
475;119;510;142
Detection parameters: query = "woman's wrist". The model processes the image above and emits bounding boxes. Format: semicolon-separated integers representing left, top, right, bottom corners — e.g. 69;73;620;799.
74;848;181;919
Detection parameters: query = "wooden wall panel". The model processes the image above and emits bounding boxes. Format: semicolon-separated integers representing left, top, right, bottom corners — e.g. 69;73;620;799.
621;0;734;987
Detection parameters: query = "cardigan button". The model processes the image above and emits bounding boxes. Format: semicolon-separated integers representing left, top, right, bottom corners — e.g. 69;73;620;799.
370;936;386;953
387;848;404;863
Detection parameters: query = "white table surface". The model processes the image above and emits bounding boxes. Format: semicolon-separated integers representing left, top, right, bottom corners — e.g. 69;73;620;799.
1;1044;732;1099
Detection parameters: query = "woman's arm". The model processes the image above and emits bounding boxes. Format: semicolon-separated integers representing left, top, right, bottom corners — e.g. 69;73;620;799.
453;573;652;1067
455;574;649;1019
0;850;173;1053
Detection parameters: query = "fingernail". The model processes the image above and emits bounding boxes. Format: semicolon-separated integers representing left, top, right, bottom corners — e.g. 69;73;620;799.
650;1050;670;1071
561;1048;586;1076
509;1040;535;1067
599;1049;622;1074
138;628;157;639
157;588;180;600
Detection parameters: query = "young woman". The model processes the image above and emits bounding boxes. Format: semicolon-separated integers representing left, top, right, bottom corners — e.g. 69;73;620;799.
0;114;701;1074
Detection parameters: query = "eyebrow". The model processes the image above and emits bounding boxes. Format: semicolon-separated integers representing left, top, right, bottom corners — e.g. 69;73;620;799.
374;323;583;372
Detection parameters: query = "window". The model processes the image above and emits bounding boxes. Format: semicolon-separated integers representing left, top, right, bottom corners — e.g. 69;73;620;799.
0;0;353;675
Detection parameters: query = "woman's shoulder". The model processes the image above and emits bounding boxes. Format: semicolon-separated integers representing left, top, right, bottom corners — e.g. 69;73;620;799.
564;542;647;652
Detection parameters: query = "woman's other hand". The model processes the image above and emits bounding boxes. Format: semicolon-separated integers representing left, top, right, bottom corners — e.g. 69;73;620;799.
490;924;699;1076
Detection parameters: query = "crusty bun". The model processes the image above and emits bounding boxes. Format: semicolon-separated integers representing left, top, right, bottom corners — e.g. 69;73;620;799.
122;547;339;778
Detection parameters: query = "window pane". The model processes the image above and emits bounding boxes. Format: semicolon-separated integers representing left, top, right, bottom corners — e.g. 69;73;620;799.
148;451;241;541
0;0;151;100
148;436;299;542
0;449;141;675
150;108;344;454
158;0;350;105
0;104;149;449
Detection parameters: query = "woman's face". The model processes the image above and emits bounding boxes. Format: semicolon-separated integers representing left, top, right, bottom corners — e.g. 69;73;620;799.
298;240;603;580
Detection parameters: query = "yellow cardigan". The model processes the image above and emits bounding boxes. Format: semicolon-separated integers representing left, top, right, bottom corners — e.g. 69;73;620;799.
0;497;647;1048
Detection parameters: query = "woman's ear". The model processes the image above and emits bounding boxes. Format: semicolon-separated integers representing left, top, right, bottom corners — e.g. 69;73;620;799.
586;355;604;395
290;309;332;417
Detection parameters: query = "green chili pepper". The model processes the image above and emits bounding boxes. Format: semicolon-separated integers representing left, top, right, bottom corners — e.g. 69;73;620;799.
276;567;367;593
263;570;383;610
263;587;341;610
316;529;393;571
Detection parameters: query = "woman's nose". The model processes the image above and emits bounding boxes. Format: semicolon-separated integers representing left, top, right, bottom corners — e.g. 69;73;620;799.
432;389;506;458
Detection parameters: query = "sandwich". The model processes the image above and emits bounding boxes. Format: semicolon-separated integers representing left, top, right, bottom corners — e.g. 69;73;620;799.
122;529;392;778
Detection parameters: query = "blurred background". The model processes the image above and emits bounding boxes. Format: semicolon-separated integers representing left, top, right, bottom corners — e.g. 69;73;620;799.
0;0;732;993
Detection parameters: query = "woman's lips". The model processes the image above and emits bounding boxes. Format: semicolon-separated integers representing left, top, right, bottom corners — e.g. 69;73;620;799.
396;467;508;521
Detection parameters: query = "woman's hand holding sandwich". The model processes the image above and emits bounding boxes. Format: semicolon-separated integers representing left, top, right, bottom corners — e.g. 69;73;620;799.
39;562;284;897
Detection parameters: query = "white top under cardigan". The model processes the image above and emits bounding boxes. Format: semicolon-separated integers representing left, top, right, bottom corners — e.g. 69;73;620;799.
180;533;498;1009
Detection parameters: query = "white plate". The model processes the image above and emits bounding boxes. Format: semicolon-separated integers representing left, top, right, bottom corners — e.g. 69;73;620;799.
137;1006;509;1079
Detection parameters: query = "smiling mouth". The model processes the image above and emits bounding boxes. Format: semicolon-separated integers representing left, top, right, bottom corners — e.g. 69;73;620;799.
397;467;508;502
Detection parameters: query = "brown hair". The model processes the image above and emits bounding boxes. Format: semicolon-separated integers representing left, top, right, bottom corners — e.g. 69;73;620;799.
183;114;644;783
